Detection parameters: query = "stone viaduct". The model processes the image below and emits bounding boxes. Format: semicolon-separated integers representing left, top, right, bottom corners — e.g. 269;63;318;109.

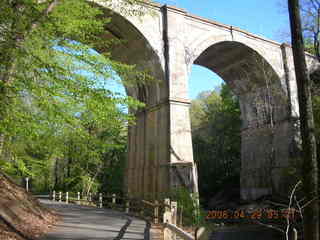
96;0;319;200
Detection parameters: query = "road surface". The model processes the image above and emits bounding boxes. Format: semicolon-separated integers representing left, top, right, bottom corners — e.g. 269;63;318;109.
39;199;148;240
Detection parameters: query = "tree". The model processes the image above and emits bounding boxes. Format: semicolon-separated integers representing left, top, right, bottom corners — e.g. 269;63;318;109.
299;0;320;59
280;0;320;59
0;0;150;156
288;0;319;239
190;84;241;206
0;0;154;194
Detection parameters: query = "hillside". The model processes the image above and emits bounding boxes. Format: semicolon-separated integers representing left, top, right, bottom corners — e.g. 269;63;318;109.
0;172;58;240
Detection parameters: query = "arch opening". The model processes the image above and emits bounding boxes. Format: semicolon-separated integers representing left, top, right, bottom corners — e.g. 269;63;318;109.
93;6;167;106
50;5;168;198
189;65;241;208
92;7;168;198
191;41;290;201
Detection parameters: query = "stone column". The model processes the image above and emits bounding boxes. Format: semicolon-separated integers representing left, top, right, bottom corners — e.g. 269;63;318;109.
125;5;198;198
162;5;198;194
126;100;171;198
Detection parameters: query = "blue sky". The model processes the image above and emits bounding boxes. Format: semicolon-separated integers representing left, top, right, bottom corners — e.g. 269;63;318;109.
156;0;290;99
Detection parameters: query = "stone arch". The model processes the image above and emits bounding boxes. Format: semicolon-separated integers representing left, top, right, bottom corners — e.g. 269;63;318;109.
79;2;170;198
189;40;291;200
192;41;288;125
92;3;167;105
190;35;283;80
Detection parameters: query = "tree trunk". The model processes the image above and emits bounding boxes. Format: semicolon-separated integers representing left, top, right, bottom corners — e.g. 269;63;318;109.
288;0;319;239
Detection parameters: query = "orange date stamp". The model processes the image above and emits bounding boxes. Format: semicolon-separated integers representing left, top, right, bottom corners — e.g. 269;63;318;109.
206;209;297;220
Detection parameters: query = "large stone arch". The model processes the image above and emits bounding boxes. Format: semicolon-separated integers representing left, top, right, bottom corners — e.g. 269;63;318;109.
91;2;172;199
189;40;295;200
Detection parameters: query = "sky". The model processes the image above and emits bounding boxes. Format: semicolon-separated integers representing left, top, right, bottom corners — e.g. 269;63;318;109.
155;0;290;99
108;0;290;100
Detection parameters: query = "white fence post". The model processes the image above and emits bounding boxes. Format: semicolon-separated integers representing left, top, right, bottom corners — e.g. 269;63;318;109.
77;192;80;204
112;194;116;204
59;191;62;202
163;198;172;240
125;200;130;213
171;202;177;225
25;177;29;192
52;190;56;201
99;193;103;208
66;192;69;204
171;201;177;240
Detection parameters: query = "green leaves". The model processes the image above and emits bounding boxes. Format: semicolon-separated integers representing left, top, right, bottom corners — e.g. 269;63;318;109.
190;84;241;206
0;0;150;193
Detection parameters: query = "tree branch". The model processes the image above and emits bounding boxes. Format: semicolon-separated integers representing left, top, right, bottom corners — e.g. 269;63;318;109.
30;0;60;31
254;220;285;234
301;197;319;209
286;181;301;240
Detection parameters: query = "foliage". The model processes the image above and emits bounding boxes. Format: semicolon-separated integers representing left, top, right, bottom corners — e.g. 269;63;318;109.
169;187;206;227
0;0;151;194
279;1;320;57
190;84;241;207
280;0;320;58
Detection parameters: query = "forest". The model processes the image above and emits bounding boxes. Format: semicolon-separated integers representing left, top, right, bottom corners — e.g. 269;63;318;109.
0;0;148;196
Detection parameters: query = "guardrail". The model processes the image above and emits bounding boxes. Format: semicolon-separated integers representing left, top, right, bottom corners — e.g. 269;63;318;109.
50;190;205;240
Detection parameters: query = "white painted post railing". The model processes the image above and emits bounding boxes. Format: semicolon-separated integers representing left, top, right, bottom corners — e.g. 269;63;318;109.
77;192;80;204
25;177;29;192
171;201;177;240
89;192;92;202
125;200;130;213
163;198;172;240
48;191;205;240
99;193;103;208
112;194;116;204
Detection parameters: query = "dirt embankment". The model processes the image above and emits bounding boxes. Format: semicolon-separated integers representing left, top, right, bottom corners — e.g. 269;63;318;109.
0;172;58;240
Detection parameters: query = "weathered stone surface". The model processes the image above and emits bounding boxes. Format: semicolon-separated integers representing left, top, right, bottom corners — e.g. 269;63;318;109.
97;1;320;200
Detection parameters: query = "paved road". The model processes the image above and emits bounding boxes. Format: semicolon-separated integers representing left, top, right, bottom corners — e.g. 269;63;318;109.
39;199;148;240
